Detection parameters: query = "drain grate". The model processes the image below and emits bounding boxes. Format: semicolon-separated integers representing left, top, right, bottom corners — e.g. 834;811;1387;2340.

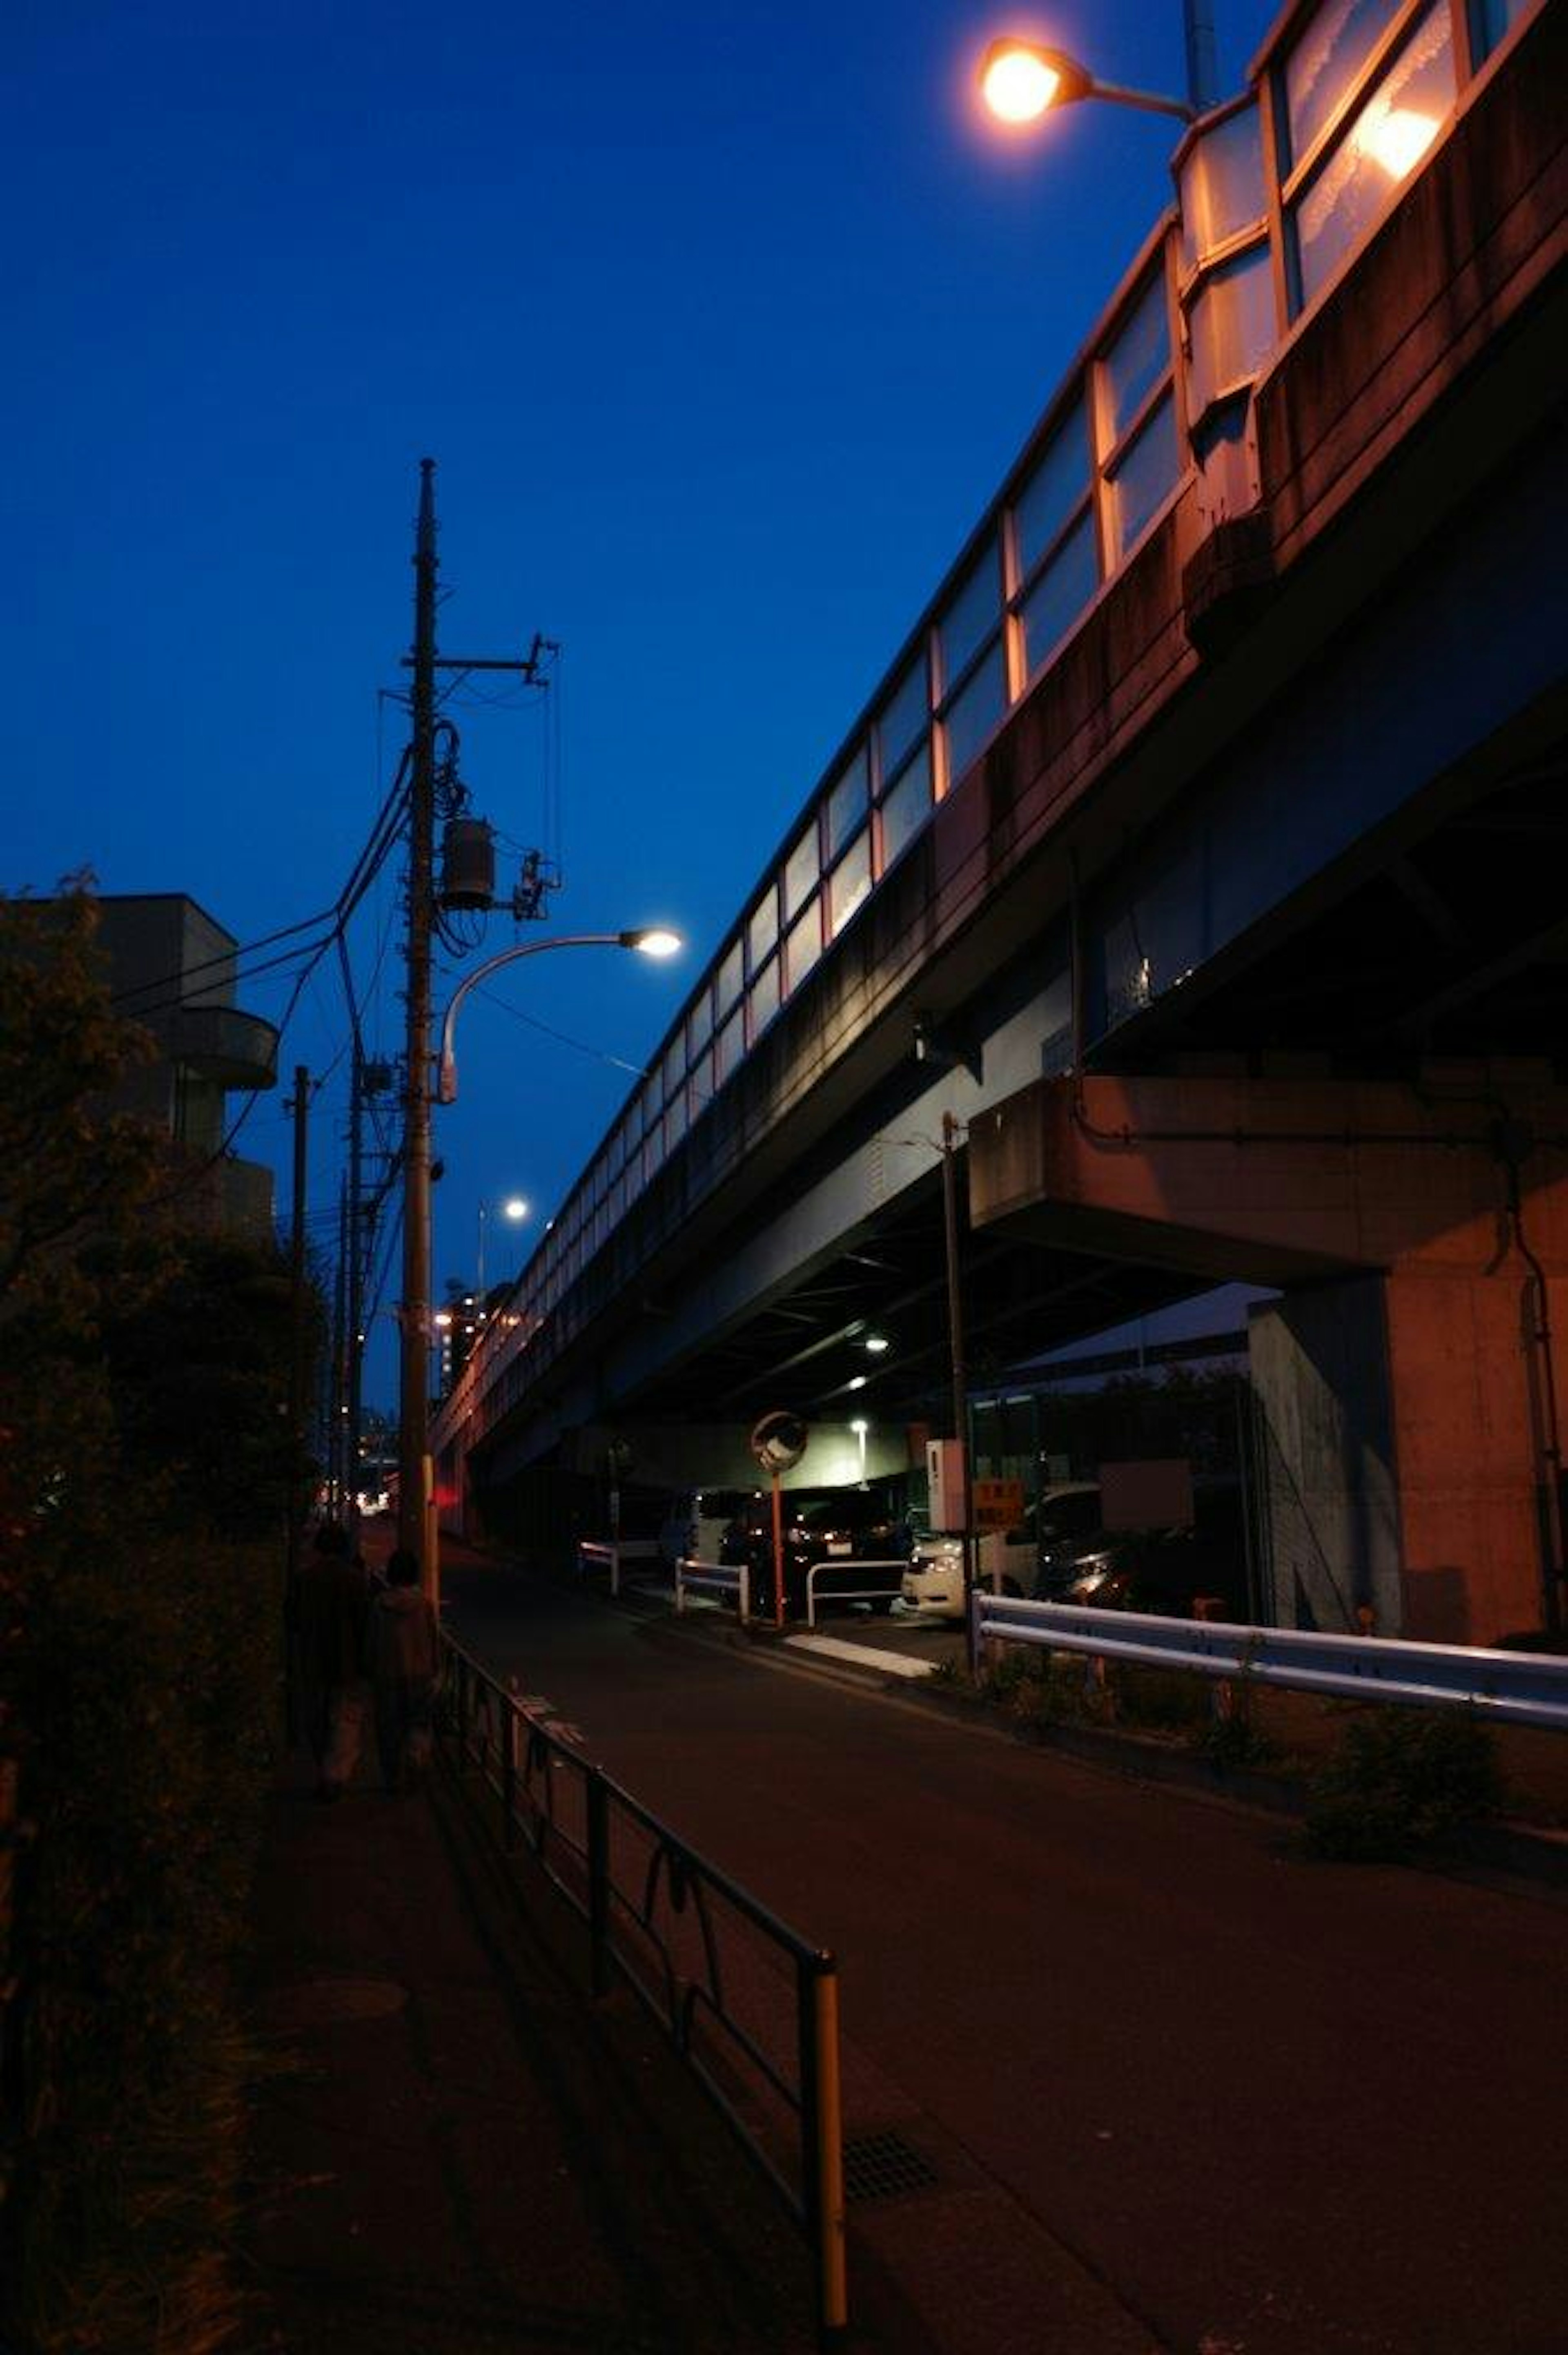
842;2129;940;2203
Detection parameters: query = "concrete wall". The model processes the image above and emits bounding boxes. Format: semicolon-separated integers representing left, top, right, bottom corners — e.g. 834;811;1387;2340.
1248;1282;1401;1635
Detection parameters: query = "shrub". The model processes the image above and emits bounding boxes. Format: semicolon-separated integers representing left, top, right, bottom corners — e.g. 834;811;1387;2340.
8;1532;281;2351
1303;1706;1503;1862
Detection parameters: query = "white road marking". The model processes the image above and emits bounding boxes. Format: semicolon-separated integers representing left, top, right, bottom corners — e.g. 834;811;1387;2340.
782;1635;937;1680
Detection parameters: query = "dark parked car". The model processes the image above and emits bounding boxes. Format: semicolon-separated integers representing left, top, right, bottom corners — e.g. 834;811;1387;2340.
721;1485;913;1619
1049;1482;1253;1621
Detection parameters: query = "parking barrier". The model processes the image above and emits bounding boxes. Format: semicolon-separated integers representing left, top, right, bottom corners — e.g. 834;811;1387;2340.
575;1537;659;1597
803;1557;908;1629
675;1557;751;1621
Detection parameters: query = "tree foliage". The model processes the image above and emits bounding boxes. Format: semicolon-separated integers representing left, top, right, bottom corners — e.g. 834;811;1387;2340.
0;883;315;2349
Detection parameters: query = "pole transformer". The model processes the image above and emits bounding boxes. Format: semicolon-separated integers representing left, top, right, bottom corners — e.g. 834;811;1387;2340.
398;459;439;1592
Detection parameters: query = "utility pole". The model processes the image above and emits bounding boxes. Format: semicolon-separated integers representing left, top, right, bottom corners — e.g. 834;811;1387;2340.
940;1111;977;1675
345;1042;368;1532
1183;0;1219;115
329;1173;348;1516
398;458;439;1595
285;1064;311;1578
394;459;555;1606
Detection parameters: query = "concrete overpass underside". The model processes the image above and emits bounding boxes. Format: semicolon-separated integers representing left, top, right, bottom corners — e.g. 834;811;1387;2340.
439;10;1568;1647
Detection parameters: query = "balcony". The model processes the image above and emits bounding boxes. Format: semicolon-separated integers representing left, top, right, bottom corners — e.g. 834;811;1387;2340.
165;1004;279;1090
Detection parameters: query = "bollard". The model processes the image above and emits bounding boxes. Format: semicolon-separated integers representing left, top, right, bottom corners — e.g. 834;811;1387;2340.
1193;1595;1234;1723
797;1954;848;2346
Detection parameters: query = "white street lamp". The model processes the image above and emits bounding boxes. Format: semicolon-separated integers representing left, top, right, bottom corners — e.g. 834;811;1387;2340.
437;928;682;1106
477;1192;532;1298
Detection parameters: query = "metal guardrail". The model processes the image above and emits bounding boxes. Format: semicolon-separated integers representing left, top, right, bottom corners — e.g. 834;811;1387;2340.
438;1632;848;2343
575;1537;660;1596
803;1557;908;1630
971;1595;1568;1733
675;1557;750;1619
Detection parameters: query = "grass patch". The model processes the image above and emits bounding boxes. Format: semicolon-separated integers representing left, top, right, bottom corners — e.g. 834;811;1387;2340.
1302;1706;1503;1862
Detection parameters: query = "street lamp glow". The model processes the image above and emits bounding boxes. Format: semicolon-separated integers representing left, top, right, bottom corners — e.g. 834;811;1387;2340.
978;35;1196;128
980;40;1066;123
502;1195;530;1222
624;926;682;959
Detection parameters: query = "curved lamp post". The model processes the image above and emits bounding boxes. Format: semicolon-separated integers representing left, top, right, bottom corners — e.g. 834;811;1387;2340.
979;37;1198;127
437;927;682;1105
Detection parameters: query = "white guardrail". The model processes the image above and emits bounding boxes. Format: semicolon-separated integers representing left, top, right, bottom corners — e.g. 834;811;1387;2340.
971;1595;1568;1733
804;1557;908;1628
576;1537;660;1597
673;1555;907;1626
675;1557;749;1617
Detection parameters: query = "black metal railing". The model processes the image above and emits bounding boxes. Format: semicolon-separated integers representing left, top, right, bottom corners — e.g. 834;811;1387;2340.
439;1633;848;2344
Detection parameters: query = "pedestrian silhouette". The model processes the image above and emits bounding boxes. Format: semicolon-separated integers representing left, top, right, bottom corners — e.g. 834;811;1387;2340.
290;1520;372;1801
365;1547;440;1793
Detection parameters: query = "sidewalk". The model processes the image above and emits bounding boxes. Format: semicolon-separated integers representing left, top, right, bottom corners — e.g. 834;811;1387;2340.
239;1740;829;2355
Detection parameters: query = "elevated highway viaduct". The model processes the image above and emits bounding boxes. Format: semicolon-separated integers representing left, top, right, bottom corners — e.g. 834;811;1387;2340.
435;0;1567;1647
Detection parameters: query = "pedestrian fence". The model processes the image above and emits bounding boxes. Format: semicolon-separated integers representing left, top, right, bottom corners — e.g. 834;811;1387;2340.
971;1595;1568;1733
437;1632;849;2345
575;1536;660;1596
674;1557;750;1617
804;1559;907;1629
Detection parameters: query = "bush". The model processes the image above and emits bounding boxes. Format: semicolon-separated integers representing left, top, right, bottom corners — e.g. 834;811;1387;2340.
1303;1706;1503;1862
9;1532;281;2351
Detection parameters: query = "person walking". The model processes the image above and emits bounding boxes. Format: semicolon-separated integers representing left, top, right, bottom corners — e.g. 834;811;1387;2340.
365;1547;440;1794
290;1520;372;1802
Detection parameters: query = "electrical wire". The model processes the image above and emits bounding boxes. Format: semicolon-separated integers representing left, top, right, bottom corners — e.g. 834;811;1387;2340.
473;979;653;1079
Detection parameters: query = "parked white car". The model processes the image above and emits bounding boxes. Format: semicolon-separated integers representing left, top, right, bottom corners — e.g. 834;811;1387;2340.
900;1482;1105;1621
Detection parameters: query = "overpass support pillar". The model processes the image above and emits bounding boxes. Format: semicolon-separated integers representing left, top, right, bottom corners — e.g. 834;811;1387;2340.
971;1070;1568;1643
1249;1260;1567;1644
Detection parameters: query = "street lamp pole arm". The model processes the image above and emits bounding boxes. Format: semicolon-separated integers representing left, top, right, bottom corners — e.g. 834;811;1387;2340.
1083;75;1197;123
436;931;659;1105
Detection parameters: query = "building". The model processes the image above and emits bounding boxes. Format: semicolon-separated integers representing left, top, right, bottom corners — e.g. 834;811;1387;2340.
89;893;280;1234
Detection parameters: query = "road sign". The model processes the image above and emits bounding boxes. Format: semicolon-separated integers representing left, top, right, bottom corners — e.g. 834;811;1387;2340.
973;1478;1025;1531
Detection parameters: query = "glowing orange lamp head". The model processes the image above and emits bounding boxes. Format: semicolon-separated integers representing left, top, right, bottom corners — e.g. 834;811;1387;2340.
979;39;1091;125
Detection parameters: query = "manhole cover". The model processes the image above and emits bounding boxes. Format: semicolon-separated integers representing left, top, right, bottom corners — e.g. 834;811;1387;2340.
258;1977;408;2029
842;2129;940;2203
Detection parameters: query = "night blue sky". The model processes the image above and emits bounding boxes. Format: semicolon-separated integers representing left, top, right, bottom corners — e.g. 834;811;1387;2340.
9;0;1281;1409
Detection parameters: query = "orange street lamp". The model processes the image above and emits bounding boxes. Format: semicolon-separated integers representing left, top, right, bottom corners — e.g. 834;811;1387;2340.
979;37;1197;127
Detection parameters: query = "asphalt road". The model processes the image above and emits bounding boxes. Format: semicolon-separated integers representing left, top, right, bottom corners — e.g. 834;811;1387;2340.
441;1548;1565;2355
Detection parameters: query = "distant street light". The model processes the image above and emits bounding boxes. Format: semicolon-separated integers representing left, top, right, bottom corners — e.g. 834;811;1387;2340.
979;36;1198;127
437;928;682;1105
476;1192;532;1298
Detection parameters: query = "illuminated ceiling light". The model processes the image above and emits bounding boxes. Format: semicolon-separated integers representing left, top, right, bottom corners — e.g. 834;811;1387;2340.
863;1333;890;1353
850;1418;869;1436
1355;103;1438;179
847;1374;869;1392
